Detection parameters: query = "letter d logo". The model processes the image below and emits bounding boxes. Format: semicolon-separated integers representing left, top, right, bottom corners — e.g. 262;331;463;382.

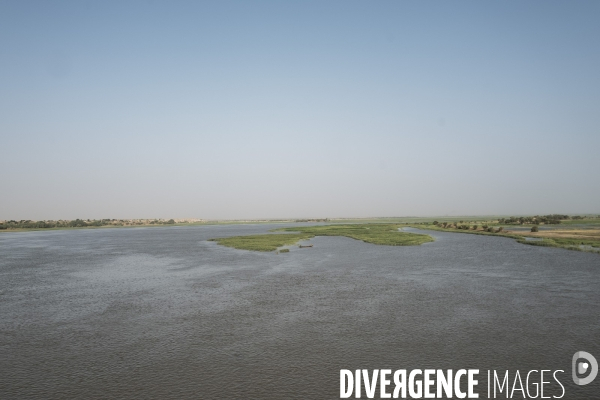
572;351;598;385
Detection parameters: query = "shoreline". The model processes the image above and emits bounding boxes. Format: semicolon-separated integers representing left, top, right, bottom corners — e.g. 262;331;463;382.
409;224;600;254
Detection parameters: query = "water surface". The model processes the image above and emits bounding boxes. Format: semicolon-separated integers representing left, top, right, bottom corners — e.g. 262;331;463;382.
1;224;599;399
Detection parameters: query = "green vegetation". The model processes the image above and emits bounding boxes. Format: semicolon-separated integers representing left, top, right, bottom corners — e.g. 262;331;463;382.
279;249;290;253
498;214;595;225
411;222;600;254
515;237;600;252
210;224;434;252
277;224;434;246
209;233;313;252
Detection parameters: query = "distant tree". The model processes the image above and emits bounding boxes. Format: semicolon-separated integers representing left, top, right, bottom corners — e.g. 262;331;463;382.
531;226;539;232
167;219;175;224
472;225;478;230
496;227;503;233
433;221;439;226
68;219;87;227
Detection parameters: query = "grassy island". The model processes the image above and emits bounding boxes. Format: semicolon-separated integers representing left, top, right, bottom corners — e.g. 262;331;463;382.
209;224;434;252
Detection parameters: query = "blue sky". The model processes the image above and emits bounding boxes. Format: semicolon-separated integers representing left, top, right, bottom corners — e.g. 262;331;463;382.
1;1;599;219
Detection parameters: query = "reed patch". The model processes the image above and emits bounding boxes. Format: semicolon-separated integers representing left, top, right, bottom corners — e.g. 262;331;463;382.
209;224;433;252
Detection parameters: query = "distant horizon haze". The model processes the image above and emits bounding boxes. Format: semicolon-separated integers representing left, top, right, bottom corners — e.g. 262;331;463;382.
1;1;599;220
2;213;599;223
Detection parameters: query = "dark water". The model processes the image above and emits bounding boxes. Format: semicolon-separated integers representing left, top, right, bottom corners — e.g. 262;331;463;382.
1;224;599;399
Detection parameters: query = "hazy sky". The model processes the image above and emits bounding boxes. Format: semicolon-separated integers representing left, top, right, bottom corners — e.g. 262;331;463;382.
1;1;599;220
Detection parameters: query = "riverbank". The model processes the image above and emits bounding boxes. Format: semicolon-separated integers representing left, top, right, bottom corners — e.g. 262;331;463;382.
0;218;302;233
410;223;600;254
3;216;600;256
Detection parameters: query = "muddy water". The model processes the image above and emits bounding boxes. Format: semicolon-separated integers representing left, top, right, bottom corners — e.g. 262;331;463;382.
1;225;599;399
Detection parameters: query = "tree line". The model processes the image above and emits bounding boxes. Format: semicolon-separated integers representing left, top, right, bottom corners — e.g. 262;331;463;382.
0;219;177;230
498;214;587;225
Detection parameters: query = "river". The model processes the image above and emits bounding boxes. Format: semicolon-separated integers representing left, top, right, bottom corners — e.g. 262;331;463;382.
1;224;598;398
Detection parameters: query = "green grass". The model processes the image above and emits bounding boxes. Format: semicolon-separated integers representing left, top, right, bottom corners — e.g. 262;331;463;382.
516;237;600;249
209;233;313;252
276;224;434;246
209;224;434;252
